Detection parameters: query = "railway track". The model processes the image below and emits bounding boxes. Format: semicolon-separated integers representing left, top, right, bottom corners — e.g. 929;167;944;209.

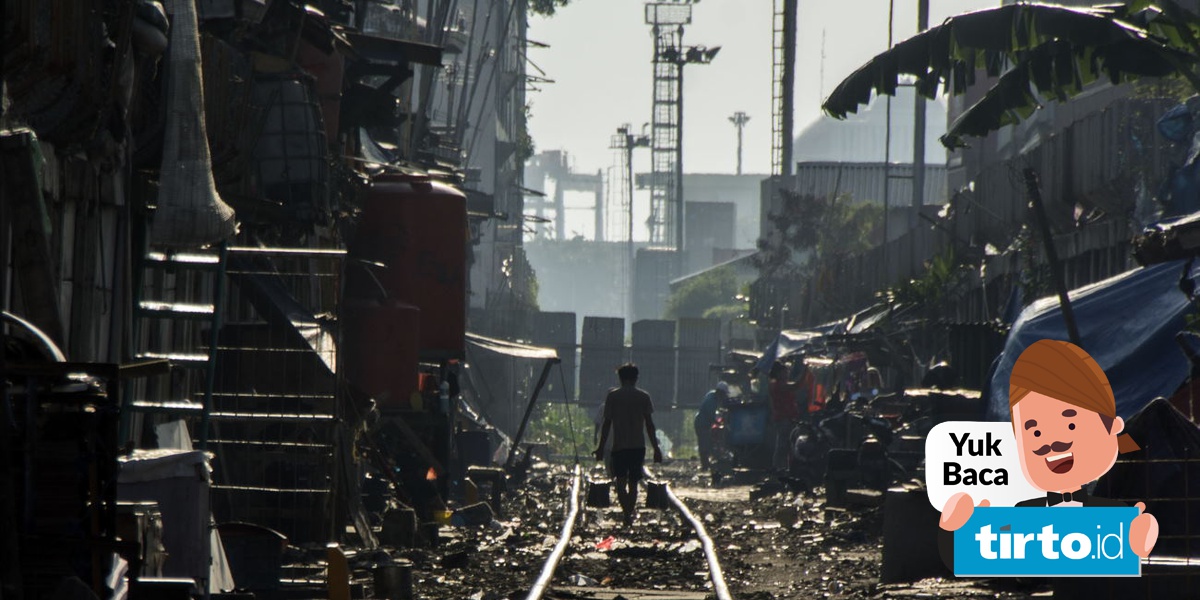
524;465;734;600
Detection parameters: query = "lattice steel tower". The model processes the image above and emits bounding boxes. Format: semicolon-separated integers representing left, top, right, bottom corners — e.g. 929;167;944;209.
644;2;717;251
771;0;797;177
645;2;689;247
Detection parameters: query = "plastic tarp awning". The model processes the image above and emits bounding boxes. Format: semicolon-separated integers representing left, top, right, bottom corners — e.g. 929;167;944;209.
754;314;861;373
466;332;558;361
462;333;559;439
1134;209;1200;265
847;304;891;334
986;259;1200;421
756;330;824;373
343;30;443;66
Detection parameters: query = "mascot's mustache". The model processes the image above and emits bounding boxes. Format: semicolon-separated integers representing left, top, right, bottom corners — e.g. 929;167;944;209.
1032;440;1073;456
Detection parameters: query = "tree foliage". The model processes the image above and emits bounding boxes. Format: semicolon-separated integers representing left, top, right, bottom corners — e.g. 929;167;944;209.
666;266;743;321
822;1;1199;148
750;190;883;326
754;190;882;279
702;300;747;322
528;0;572;17
878;246;964;308
527;403;592;458
496;248;540;311
818;196;882;258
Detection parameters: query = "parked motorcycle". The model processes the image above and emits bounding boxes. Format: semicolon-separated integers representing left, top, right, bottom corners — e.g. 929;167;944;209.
786;399;909;492
707;393;771;483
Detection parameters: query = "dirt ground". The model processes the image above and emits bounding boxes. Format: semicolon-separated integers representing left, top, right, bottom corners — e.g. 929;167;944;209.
392;460;1050;600
666;465;1048;599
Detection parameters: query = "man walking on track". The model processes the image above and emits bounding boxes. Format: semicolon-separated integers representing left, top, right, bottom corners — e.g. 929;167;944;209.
594;363;663;526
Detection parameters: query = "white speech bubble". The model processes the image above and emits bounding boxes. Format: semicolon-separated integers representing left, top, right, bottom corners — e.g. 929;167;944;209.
925;421;1042;510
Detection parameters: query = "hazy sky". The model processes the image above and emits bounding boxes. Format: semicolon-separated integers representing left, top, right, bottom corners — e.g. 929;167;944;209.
526;0;999;177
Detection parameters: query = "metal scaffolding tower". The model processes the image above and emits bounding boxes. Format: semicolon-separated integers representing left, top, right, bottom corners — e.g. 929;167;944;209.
644;2;717;253
526;151;605;240
771;0;797;177
645;3;690;247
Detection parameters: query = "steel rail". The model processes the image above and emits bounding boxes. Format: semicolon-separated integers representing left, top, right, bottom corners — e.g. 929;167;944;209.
526;464;735;600
525;466;733;600
665;483;734;600
524;465;582;600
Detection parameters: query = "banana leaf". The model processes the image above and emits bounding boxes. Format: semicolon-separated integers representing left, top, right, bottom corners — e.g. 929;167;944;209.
822;2;1195;148
942;37;1191;147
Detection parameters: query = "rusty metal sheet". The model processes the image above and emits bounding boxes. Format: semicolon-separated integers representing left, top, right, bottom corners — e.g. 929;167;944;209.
631;319;675;408
578;317;625;406
676;318;720;410
531;311;577;402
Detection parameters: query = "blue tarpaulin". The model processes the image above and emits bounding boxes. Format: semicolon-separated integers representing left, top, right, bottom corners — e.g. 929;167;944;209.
986;260;1200;421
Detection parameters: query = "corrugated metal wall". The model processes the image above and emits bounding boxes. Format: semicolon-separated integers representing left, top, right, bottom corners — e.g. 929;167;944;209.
792;162;949;207
633;247;677;322
531;311;576;402
572;316;724;450
763;96;1179;325
631;319;676;408
578;316;625;408
813;224;949;321
958;98;1177;246
676;318;721;409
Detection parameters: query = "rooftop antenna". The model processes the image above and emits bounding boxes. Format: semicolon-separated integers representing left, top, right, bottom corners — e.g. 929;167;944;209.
820;29;826;102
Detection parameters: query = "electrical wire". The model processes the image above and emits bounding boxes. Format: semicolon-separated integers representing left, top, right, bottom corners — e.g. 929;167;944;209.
557;360;580;465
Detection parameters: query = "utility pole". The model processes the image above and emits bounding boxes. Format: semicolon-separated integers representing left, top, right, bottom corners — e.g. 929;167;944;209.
883;0;895;246
611;125;650;326
912;0;929;230
676;43;686;257
673;45;719;264
594;169;605;242
728;112;750;175
819;29;826;102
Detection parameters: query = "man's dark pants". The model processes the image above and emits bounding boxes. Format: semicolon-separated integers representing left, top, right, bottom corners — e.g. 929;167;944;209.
610;448;646;482
694;419;713;468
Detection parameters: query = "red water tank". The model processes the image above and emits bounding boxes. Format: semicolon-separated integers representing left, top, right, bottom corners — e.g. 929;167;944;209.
350;173;467;357
295;40;344;145
341;300;420;409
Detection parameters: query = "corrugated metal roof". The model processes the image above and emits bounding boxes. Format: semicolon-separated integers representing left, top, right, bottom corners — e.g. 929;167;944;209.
792;161;948;206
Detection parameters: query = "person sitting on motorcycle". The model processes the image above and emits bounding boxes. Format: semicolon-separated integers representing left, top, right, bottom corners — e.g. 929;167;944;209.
865;367;884;398
695;381;729;469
